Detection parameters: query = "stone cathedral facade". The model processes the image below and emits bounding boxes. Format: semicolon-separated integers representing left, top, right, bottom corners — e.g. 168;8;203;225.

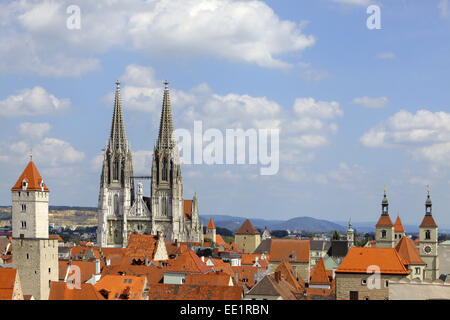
97;80;203;247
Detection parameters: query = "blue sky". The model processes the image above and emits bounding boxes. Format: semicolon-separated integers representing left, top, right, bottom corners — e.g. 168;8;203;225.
0;0;449;228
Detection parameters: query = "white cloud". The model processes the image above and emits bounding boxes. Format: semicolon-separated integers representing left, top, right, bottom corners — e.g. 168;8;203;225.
18;122;51;140
293;98;343;119
105;64;343;174
376;52;396;60
34;138;85;166
0;86;71;117
0;0;316;76
351;96;389;109
361;109;450;166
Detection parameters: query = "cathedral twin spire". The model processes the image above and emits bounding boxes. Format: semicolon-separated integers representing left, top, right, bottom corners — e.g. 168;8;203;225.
109;80;128;152
157;80;175;150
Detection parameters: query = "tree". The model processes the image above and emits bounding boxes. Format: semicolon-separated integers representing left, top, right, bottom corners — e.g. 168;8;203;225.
332;230;341;240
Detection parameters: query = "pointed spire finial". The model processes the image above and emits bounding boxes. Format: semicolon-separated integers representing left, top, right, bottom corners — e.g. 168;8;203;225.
30;148;33;161
427;184;430;197
164;80;169;90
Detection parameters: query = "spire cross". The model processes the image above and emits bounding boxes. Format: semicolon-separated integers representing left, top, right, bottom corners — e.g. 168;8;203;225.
30;148;33;161
427;184;430;196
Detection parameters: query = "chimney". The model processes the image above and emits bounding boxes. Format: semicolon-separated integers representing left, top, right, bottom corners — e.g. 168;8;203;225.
95;259;101;274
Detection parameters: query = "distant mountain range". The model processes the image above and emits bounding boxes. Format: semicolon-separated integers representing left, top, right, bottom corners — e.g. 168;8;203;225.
199;215;346;232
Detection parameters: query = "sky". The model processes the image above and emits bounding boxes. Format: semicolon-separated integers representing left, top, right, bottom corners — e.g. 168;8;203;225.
0;0;450;228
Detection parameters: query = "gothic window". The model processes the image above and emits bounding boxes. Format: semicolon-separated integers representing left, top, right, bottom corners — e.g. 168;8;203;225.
162;158;168;181
381;230;386;239
425;230;431;240
114;194;119;216
170;161;173;184
113;158;119;181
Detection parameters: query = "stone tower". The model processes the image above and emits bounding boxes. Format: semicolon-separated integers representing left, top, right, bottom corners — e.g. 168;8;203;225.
206;218;216;243
151;81;186;241
347;219;354;249
419;189;439;280
375;190;394;248
97;80;135;247
11;158;58;300
393;215;405;246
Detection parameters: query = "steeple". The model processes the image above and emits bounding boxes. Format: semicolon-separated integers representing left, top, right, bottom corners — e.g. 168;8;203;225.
381;187;389;216
109;80;127;151
157;80;174;149
425;185;432;216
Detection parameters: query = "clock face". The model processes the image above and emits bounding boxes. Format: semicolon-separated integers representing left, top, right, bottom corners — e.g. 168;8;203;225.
423;245;432;254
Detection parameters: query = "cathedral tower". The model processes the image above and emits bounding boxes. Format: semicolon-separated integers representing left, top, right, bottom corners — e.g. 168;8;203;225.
375;189;395;248
11;158;58;300
419;188;439;280
97;80;135;247
150;81;185;241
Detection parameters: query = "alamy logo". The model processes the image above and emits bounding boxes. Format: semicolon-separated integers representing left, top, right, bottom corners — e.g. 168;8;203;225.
66;5;81;30
366;265;381;289
367;5;381;30
174;121;279;176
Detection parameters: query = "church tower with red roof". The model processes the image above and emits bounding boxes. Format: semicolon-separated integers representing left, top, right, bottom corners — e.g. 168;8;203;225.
419;188;439;280
11;157;58;300
375;190;395;248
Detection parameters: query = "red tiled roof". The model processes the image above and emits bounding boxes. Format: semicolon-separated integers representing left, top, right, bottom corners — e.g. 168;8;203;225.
0;268;17;300
70;246;102;260
184;272;232;286
394;216;405;233
215;234;226;247
49;282;105;300
269;239;310;263
235;219;260;235
146;283;242;300
241;253;269;268
230;266;266;288
184;200;193;220
94;275;147;300
274;261;304;292
59;260;104;283
376;215;393;227
336;247;410;275
49;235;64;243
125;234;160;264
164;248;211;273
309;258;330;286
395;237;426;265
420;215;438;228
206;218;216;230
11;161;49;192
208;258;233;275
101;265;164;284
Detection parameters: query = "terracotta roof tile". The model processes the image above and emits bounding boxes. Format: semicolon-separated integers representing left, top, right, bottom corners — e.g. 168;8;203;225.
164;248;211;273
11;161;49;192
49;282;105;300
394;216;405;233
235;219;260;235
184;200;193;220
230;266;266;288
395;237;426;265
206;218;216;230
247;273;297;300
274;261;305;292
59;260;104;283
420;215;438;228
376;215;393;227
241;253;269;268
49;235;64;243
94;275;147;300
336;247;410;275
309;258;331;286
146;283;242;300
184;272;232;286
269;239;310;263
0;268;17;300
102;265;164;284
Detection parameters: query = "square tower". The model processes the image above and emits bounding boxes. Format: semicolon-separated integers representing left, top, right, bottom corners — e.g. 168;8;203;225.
11;160;58;300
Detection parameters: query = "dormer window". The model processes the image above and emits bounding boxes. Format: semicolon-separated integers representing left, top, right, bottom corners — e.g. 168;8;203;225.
40;180;45;191
22;180;28;190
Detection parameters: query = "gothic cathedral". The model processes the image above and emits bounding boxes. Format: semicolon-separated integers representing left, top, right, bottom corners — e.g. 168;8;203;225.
97;80;203;247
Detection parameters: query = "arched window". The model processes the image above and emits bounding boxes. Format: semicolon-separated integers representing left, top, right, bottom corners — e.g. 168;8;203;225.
162;158;168;181
425;230;431;240
381;230;387;239
113;158;119;181
114;194;119;216
170;161;173;184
